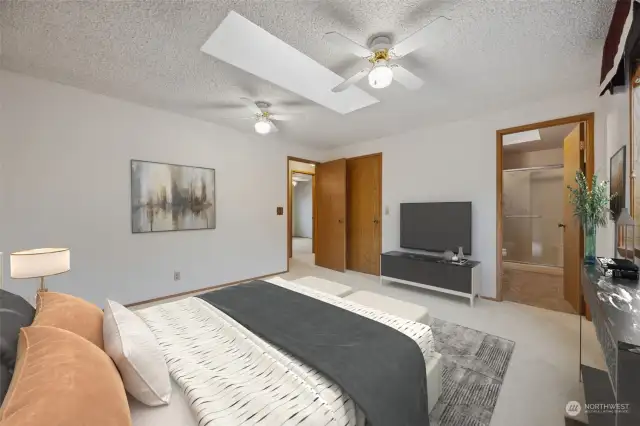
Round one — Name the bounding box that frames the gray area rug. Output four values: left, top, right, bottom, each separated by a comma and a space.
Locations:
427, 317, 515, 426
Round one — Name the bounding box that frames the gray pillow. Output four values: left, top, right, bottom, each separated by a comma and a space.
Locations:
0, 289, 36, 403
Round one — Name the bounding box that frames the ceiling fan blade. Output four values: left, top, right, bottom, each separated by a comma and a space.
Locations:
391, 65, 424, 90
323, 32, 372, 58
269, 121, 279, 132
239, 97, 263, 115
390, 16, 450, 58
270, 114, 294, 121
332, 68, 370, 93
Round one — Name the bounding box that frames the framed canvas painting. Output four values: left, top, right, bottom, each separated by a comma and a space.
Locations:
131, 160, 216, 233
610, 145, 626, 221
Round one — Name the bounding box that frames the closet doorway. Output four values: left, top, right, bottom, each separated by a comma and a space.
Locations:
286, 154, 382, 275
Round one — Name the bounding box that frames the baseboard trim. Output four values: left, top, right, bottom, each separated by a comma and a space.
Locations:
480, 296, 501, 302
125, 270, 288, 308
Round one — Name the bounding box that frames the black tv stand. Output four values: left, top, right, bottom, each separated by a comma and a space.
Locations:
380, 251, 481, 306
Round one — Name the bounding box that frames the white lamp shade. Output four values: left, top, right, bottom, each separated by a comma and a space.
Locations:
617, 208, 636, 226
368, 64, 393, 89
10, 248, 70, 279
254, 120, 271, 135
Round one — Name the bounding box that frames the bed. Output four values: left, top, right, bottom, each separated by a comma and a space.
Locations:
132, 277, 440, 426
0, 277, 441, 426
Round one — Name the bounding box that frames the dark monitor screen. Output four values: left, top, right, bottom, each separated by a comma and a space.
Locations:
400, 202, 472, 255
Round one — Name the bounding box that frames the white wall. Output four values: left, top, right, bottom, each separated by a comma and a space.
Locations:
326, 89, 623, 298
603, 90, 631, 196
595, 91, 632, 260
0, 71, 324, 306
293, 181, 313, 238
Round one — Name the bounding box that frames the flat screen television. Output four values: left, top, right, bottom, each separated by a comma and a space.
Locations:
400, 202, 472, 255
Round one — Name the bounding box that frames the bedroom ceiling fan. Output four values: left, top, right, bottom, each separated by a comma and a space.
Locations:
238, 97, 293, 135
324, 16, 450, 92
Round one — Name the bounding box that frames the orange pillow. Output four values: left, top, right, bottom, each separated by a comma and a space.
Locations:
33, 291, 104, 349
0, 326, 131, 426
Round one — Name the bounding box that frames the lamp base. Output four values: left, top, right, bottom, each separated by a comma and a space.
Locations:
38, 276, 48, 292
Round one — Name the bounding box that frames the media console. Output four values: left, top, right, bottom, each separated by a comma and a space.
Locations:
380, 251, 480, 307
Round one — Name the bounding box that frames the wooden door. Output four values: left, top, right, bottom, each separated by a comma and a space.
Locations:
312, 175, 316, 254
346, 154, 382, 275
563, 123, 584, 312
316, 159, 347, 271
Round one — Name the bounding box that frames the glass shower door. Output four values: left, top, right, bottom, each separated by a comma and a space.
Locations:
503, 166, 564, 267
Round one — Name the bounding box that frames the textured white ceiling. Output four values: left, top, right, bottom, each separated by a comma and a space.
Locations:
0, 1, 614, 149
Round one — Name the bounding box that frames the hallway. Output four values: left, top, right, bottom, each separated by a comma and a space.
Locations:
292, 237, 314, 267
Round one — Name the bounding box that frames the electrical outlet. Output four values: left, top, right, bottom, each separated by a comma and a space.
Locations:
174, 271, 181, 281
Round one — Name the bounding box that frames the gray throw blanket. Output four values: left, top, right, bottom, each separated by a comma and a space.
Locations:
198, 280, 429, 426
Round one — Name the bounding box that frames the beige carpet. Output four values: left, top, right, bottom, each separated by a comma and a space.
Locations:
292, 237, 314, 266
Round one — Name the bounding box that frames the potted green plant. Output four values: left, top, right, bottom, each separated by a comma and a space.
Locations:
567, 171, 615, 264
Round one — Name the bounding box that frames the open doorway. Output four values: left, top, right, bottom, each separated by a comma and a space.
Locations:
292, 171, 315, 265
287, 157, 317, 269
497, 113, 594, 314
287, 155, 382, 275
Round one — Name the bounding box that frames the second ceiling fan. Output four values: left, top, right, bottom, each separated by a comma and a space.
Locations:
238, 97, 293, 135
324, 16, 449, 93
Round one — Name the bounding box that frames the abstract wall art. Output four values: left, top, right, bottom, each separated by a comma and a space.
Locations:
131, 160, 215, 233
610, 145, 626, 221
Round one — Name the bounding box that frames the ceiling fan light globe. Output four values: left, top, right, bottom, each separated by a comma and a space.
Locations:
254, 120, 271, 134
368, 64, 393, 89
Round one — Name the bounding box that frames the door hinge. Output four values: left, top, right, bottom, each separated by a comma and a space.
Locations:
580, 140, 587, 167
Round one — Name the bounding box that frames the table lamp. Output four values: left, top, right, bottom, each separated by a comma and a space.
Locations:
10, 248, 70, 292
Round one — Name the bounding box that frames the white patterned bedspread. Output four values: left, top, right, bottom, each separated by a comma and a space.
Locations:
136, 277, 436, 426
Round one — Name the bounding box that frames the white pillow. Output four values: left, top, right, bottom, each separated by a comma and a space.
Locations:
103, 299, 171, 406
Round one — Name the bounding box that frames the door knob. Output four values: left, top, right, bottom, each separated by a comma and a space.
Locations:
373, 219, 380, 224
558, 223, 566, 228
338, 219, 344, 224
